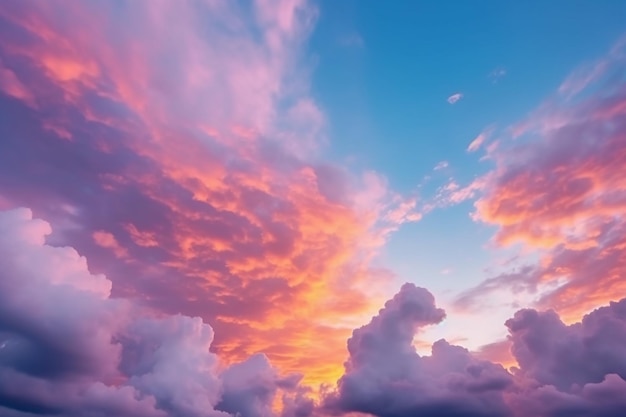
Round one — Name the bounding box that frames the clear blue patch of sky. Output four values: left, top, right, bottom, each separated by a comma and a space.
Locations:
310, 0, 626, 192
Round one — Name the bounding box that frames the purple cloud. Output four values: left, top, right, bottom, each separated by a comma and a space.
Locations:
325, 283, 626, 417
0, 208, 312, 417
325, 283, 512, 417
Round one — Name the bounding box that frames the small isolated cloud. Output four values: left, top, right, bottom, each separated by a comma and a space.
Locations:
489, 66, 507, 83
467, 134, 486, 152
447, 93, 463, 104
467, 126, 494, 153
433, 160, 449, 171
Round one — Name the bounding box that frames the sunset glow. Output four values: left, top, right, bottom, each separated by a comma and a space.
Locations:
1, 1, 626, 417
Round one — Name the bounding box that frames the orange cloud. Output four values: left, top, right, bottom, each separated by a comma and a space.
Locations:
0, 0, 415, 390
466, 38, 626, 322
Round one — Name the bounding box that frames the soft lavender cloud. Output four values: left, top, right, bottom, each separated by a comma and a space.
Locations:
325, 283, 626, 417
0, 207, 312, 417
447, 93, 464, 104
2, 207, 626, 417
325, 283, 512, 417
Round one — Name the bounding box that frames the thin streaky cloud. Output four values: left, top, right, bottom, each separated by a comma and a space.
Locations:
433, 160, 449, 171
467, 126, 494, 153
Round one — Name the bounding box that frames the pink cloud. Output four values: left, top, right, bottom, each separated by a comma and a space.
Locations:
3, 206, 626, 417
0, 207, 312, 417
447, 92, 464, 104
0, 0, 414, 389
461, 36, 626, 321
467, 126, 494, 153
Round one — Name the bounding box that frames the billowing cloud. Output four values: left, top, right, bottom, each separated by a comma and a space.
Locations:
447, 93, 464, 104
0, 207, 312, 417
325, 284, 626, 417
325, 283, 513, 417
2, 207, 626, 417
0, 0, 414, 387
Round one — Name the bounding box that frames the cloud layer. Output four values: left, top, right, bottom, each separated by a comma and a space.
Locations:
455, 36, 626, 322
0, 0, 420, 387
3, 210, 625, 417
0, 208, 312, 417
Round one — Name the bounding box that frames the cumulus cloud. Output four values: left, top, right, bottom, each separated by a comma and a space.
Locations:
325, 283, 512, 417
447, 93, 464, 104
2, 207, 626, 417
0, 208, 311, 417
325, 283, 626, 417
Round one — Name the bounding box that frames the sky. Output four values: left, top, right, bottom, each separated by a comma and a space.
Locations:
0, 1, 626, 417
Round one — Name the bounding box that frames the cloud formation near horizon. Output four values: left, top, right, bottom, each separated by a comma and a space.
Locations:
0, 208, 313, 417
324, 283, 626, 417
2, 208, 626, 417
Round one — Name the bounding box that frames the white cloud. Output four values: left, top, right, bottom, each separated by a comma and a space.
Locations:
447, 93, 463, 104
434, 161, 449, 171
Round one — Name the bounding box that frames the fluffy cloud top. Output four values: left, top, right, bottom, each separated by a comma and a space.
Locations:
0, 208, 310, 417
2, 207, 626, 417
325, 283, 626, 417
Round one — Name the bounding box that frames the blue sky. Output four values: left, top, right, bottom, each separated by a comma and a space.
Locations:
312, 1, 626, 188
308, 0, 626, 348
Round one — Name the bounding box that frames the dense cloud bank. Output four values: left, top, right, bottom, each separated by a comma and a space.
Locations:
1, 207, 626, 417
325, 284, 626, 417
0, 208, 311, 417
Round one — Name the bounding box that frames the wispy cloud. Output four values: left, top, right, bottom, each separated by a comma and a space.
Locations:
489, 66, 507, 83
433, 160, 449, 171
463, 37, 626, 321
467, 126, 494, 153
447, 92, 464, 104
